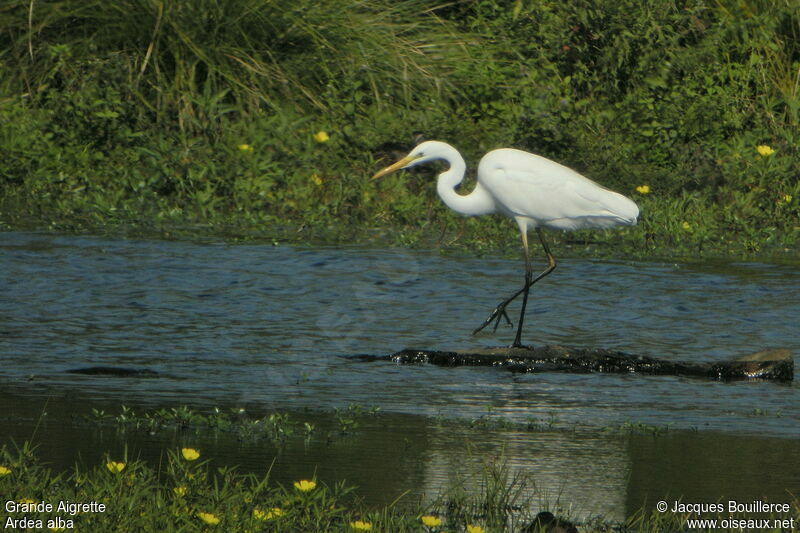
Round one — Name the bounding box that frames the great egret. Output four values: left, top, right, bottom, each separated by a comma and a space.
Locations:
371, 141, 639, 348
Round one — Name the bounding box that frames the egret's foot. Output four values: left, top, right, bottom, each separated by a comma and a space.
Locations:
472, 303, 514, 335
509, 341, 535, 349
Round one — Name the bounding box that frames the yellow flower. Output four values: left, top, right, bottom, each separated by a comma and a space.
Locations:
351, 520, 372, 530
635, 185, 651, 194
313, 131, 330, 143
782, 194, 793, 203
106, 461, 125, 474
173, 486, 187, 497
50, 527, 65, 532
681, 221, 691, 231
467, 526, 486, 533
197, 512, 220, 526
294, 479, 316, 492
311, 173, 323, 186
421, 515, 442, 527
238, 143, 254, 152
756, 145, 775, 157
18, 499, 35, 504
181, 448, 200, 461
253, 508, 283, 521
0, 466, 11, 476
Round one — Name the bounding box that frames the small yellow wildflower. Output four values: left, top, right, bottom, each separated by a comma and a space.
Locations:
467, 526, 486, 533
782, 194, 793, 203
635, 185, 651, 194
311, 173, 323, 186
0, 466, 11, 476
106, 461, 126, 474
197, 512, 220, 526
294, 479, 317, 492
181, 448, 200, 461
50, 527, 65, 532
253, 508, 283, 521
238, 144, 254, 152
351, 520, 372, 530
18, 499, 35, 504
313, 131, 330, 143
421, 515, 442, 527
173, 486, 187, 497
681, 221, 691, 231
756, 145, 775, 157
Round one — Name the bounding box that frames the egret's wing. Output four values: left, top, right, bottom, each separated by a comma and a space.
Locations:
478, 149, 638, 229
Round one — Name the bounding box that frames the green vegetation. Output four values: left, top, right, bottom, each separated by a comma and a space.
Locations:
0, 441, 555, 532
4, 405, 800, 531
83, 404, 672, 445
1, 0, 799, 258
88, 405, 315, 443
1, 441, 797, 532
85, 404, 384, 443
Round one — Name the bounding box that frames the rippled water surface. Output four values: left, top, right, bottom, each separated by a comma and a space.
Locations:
1, 231, 798, 520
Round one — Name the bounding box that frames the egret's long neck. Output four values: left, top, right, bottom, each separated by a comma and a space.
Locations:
436, 146, 495, 216
435, 152, 496, 217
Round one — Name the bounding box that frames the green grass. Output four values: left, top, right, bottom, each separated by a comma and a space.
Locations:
3, 405, 800, 531
1, 440, 798, 532
0, 440, 551, 532
83, 404, 674, 445
84, 404, 386, 445
1, 0, 799, 259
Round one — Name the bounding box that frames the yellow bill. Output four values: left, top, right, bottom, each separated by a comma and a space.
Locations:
371, 155, 419, 180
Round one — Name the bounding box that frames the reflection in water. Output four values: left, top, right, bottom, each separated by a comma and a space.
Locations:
1, 231, 799, 520
420, 426, 629, 521
624, 431, 800, 515
4, 388, 799, 523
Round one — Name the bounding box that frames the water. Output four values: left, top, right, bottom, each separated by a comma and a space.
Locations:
1, 231, 799, 521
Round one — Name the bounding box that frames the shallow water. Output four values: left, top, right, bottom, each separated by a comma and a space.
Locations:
1, 231, 798, 521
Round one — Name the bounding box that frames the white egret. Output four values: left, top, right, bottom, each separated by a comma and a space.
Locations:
371, 141, 639, 348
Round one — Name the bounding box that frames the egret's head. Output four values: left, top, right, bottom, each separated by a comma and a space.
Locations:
371, 141, 443, 180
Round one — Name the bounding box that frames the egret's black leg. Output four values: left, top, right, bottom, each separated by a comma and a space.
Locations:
471, 281, 522, 336
512, 228, 556, 347
473, 228, 557, 346
512, 242, 533, 348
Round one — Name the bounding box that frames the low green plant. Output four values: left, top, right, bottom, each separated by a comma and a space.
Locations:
3, 442, 796, 531
86, 405, 306, 444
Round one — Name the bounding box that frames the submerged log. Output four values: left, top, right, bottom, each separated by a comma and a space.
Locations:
387, 346, 793, 382
66, 366, 159, 377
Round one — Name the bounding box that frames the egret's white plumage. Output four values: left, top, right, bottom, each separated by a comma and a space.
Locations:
372, 140, 638, 347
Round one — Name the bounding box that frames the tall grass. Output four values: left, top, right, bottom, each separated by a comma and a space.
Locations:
0, 0, 798, 257
4, 0, 470, 129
